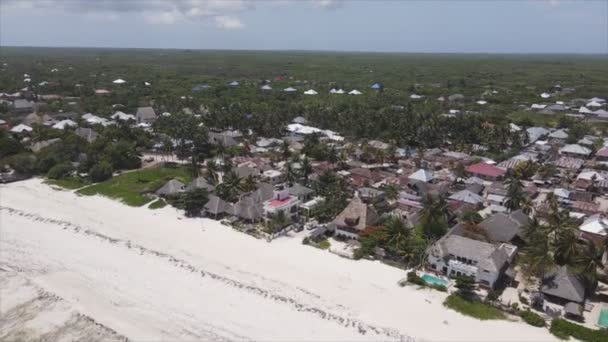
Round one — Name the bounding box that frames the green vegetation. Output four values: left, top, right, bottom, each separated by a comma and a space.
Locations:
78, 167, 191, 206
148, 198, 167, 209
318, 240, 331, 250
183, 188, 209, 217
444, 294, 506, 321
520, 309, 545, 327
550, 318, 608, 342
46, 177, 89, 190
404, 272, 447, 292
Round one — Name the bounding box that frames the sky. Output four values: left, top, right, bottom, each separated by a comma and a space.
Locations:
1, 0, 607, 53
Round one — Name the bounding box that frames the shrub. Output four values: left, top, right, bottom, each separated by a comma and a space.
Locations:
444, 294, 507, 320
519, 295, 529, 305
148, 199, 167, 209
432, 284, 448, 292
182, 188, 209, 217
486, 290, 500, 302
7, 153, 36, 175
47, 163, 73, 179
302, 237, 310, 245
407, 272, 427, 286
318, 240, 331, 250
511, 303, 520, 311
89, 161, 113, 182
520, 309, 545, 327
550, 318, 608, 342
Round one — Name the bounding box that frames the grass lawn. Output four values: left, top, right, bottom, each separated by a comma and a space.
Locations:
318, 240, 331, 250
77, 167, 192, 207
444, 294, 507, 321
148, 199, 167, 209
46, 177, 90, 190
508, 111, 558, 128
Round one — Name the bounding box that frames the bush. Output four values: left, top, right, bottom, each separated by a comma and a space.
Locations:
407, 272, 427, 286
7, 153, 36, 175
431, 284, 447, 292
182, 188, 209, 217
550, 318, 608, 342
444, 294, 507, 320
519, 295, 529, 305
47, 163, 73, 179
148, 199, 167, 209
89, 161, 113, 182
318, 240, 331, 250
520, 309, 545, 327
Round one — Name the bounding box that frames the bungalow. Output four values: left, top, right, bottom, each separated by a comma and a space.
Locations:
186, 177, 215, 192
596, 147, 608, 161
549, 129, 568, 142
358, 187, 385, 203
559, 144, 592, 158
156, 179, 185, 197
9, 123, 32, 134
541, 266, 586, 305
427, 234, 517, 289
579, 214, 608, 236
449, 189, 483, 206
288, 183, 314, 202
136, 106, 157, 124
333, 197, 379, 240
409, 169, 434, 183
111, 111, 136, 122
204, 195, 229, 219
263, 169, 284, 185
12, 99, 33, 114
75, 127, 99, 143
466, 163, 506, 181
208, 131, 238, 147
478, 210, 530, 244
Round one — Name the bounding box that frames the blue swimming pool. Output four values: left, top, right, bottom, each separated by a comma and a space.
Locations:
598, 308, 608, 328
421, 274, 449, 287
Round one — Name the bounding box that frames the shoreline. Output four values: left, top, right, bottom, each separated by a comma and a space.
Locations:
0, 178, 558, 341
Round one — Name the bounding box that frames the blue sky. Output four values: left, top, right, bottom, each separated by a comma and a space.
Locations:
1, 0, 606, 53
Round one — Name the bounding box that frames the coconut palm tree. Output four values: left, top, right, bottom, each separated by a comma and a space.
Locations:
419, 194, 451, 239
573, 240, 604, 292
300, 156, 313, 184
504, 176, 524, 212
383, 184, 399, 201
241, 175, 257, 193
521, 229, 554, 292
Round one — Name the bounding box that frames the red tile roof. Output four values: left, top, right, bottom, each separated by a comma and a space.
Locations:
466, 163, 506, 178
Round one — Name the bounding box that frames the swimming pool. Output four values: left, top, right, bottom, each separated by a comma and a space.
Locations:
598, 308, 608, 327
421, 274, 449, 287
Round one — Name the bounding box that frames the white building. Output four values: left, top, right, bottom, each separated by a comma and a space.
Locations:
263, 184, 300, 221
427, 234, 517, 288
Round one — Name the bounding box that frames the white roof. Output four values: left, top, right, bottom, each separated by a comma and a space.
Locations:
579, 106, 593, 114
556, 101, 564, 105
531, 104, 547, 109
580, 214, 608, 236
111, 111, 136, 121
410, 94, 423, 99
286, 123, 344, 141
349, 89, 362, 95
304, 89, 318, 95
587, 101, 603, 107
559, 144, 591, 156
10, 124, 32, 133
284, 87, 297, 92
23, 78, 31, 82
589, 97, 606, 103
577, 170, 605, 181
113, 78, 126, 84
408, 169, 434, 182
51, 68, 58, 72
335, 89, 345, 94
0, 119, 6, 125
527, 127, 550, 142
476, 100, 487, 105
549, 129, 569, 139
260, 85, 272, 90
487, 194, 506, 203
449, 190, 483, 205
52, 119, 77, 130
540, 92, 552, 98
553, 188, 570, 199
509, 123, 522, 132
594, 109, 608, 116
329, 88, 337, 94
437, 96, 445, 101
144, 81, 151, 86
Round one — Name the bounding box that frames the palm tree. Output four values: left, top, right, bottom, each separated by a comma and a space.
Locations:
419, 194, 451, 239
554, 227, 580, 266
241, 175, 257, 193
574, 240, 605, 292
383, 184, 399, 201
286, 162, 298, 186
205, 160, 219, 185
217, 170, 243, 202
520, 196, 535, 215
300, 156, 313, 184
504, 176, 524, 212
281, 140, 291, 159
521, 230, 554, 292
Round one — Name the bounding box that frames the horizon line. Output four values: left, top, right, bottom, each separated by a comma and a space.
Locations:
1, 45, 607, 56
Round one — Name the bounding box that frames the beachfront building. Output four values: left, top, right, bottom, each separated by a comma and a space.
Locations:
263, 184, 300, 222
427, 234, 517, 288
333, 197, 379, 240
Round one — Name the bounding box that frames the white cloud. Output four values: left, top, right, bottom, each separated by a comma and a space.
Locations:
311, 0, 343, 10
214, 16, 244, 30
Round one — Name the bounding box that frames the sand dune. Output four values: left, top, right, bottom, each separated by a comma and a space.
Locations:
0, 179, 558, 341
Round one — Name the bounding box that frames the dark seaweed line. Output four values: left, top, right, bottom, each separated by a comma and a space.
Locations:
1, 206, 414, 342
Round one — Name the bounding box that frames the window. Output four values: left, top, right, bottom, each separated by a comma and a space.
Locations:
483, 269, 490, 273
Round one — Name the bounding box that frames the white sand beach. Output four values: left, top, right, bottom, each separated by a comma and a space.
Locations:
1, 179, 558, 341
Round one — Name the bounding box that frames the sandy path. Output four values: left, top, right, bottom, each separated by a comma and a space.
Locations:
0, 179, 558, 341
